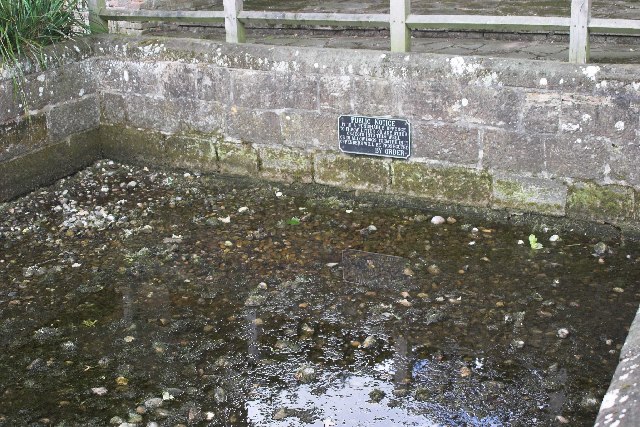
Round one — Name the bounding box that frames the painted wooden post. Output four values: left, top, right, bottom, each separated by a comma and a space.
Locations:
87, 0, 108, 34
390, 0, 411, 52
569, 0, 592, 63
224, 0, 246, 43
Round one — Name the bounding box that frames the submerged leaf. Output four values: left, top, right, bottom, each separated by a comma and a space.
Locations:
528, 234, 543, 250
287, 216, 301, 225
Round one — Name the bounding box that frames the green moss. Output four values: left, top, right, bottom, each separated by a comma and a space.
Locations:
315, 153, 389, 192
0, 131, 100, 201
218, 141, 259, 177
567, 182, 634, 223
257, 146, 313, 183
392, 162, 492, 207
100, 125, 219, 172
493, 177, 566, 216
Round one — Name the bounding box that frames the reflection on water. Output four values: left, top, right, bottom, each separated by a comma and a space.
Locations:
0, 160, 638, 426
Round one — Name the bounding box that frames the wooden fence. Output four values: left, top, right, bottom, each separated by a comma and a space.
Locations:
87, 0, 640, 64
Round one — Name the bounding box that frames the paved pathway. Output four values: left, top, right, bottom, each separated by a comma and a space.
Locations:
150, 0, 640, 64
237, 0, 640, 20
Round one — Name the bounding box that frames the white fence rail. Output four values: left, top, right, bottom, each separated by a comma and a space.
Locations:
88, 0, 640, 64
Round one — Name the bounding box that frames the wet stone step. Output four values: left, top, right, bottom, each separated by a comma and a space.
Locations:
0, 159, 638, 426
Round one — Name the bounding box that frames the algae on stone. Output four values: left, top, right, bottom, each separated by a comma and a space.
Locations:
392, 162, 492, 207
567, 182, 634, 223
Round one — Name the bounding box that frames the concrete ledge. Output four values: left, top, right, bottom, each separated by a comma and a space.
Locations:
596, 307, 640, 427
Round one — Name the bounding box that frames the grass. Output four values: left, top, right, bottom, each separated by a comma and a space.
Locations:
0, 0, 88, 111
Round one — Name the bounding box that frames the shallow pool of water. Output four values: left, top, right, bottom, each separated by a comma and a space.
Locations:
1, 161, 639, 426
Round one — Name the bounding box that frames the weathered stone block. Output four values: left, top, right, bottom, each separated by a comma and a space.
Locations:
546, 135, 608, 180
0, 115, 48, 162
483, 129, 545, 174
101, 125, 166, 165
521, 91, 561, 133
391, 162, 492, 207
217, 141, 259, 176
492, 174, 567, 216
281, 111, 337, 151
461, 86, 522, 130
411, 121, 479, 165
126, 95, 225, 134
161, 63, 231, 103
19, 62, 95, 113
0, 80, 22, 124
315, 153, 389, 192
397, 79, 463, 122
0, 130, 101, 201
226, 107, 282, 145
48, 96, 100, 141
164, 134, 218, 172
232, 69, 318, 110
319, 75, 398, 117
318, 75, 354, 113
608, 140, 640, 187
257, 145, 313, 183
560, 94, 638, 142
567, 182, 634, 223
101, 92, 126, 124
101, 125, 219, 172
97, 60, 165, 95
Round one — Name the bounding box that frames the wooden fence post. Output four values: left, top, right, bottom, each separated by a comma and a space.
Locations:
569, 0, 592, 63
224, 0, 246, 43
390, 0, 411, 52
87, 0, 108, 34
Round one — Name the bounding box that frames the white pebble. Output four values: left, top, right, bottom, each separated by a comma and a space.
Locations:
127, 181, 137, 188
238, 206, 249, 213
91, 386, 108, 396
557, 328, 570, 339
549, 234, 560, 242
275, 191, 283, 197
431, 215, 446, 225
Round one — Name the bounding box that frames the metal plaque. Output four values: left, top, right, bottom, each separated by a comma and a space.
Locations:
338, 115, 411, 159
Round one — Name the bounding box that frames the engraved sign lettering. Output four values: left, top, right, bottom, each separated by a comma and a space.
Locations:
338, 115, 411, 159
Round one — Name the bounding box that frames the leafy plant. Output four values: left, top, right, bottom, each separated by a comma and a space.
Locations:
0, 0, 88, 111
528, 234, 543, 250
82, 319, 97, 327
286, 217, 301, 226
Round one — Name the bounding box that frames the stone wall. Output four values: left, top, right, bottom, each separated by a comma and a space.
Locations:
0, 41, 102, 200
1, 34, 639, 235
92, 35, 640, 235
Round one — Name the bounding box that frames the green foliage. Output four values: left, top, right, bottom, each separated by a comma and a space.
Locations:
286, 216, 301, 226
528, 234, 543, 250
82, 319, 97, 327
0, 0, 88, 110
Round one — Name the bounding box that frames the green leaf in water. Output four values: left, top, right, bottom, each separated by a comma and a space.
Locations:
82, 319, 98, 328
528, 234, 543, 250
287, 217, 301, 226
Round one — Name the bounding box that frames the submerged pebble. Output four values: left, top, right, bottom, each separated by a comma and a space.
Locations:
0, 160, 636, 427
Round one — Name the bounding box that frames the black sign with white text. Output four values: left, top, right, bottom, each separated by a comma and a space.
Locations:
338, 115, 411, 159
